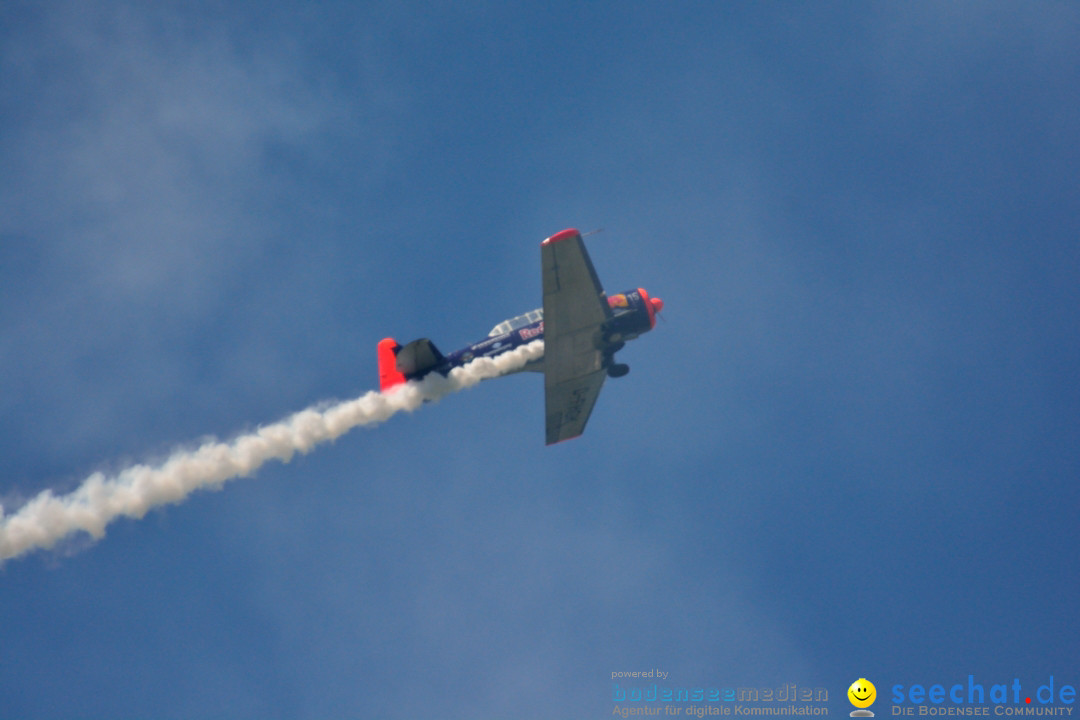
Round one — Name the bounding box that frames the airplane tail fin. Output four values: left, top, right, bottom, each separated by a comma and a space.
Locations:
378, 338, 407, 391
377, 337, 446, 391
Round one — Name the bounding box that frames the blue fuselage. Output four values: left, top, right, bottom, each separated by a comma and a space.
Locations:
441, 287, 657, 376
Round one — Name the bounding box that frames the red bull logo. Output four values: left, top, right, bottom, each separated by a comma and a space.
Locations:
519, 322, 543, 340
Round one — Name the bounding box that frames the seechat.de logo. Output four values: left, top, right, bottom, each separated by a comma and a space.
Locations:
849, 678, 877, 717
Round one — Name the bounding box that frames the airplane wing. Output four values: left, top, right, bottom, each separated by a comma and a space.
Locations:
541, 229, 614, 444
544, 369, 607, 445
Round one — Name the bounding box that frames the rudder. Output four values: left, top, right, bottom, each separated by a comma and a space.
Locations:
378, 338, 406, 391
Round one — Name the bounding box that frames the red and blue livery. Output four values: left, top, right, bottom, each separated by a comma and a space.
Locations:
378, 229, 663, 444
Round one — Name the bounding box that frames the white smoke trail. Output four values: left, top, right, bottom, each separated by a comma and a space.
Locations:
0, 340, 544, 563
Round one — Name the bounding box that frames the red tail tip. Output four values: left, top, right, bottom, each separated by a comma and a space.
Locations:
378, 337, 406, 391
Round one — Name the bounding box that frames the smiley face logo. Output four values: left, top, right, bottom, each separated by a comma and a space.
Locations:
848, 678, 876, 709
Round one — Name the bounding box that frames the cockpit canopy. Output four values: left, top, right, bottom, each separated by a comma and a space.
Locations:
488, 308, 543, 337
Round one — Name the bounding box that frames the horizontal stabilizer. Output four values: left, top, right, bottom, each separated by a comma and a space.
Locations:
378, 337, 446, 391
396, 338, 445, 377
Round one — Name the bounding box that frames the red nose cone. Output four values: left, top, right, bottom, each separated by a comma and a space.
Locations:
650, 297, 664, 314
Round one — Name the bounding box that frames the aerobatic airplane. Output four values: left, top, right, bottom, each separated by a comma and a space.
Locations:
377, 228, 663, 444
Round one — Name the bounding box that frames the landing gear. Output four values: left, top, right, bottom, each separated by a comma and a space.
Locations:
607, 363, 630, 378
603, 337, 626, 353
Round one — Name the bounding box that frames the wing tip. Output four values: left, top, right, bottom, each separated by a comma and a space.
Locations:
542, 228, 581, 245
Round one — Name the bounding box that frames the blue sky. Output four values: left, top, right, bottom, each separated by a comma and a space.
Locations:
2, 2, 1078, 718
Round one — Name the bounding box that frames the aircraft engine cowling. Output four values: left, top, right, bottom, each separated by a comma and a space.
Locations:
604, 287, 662, 341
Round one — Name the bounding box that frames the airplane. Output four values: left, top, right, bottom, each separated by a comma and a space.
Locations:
377, 228, 663, 444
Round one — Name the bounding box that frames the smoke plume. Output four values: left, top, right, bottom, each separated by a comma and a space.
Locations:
0, 341, 544, 563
